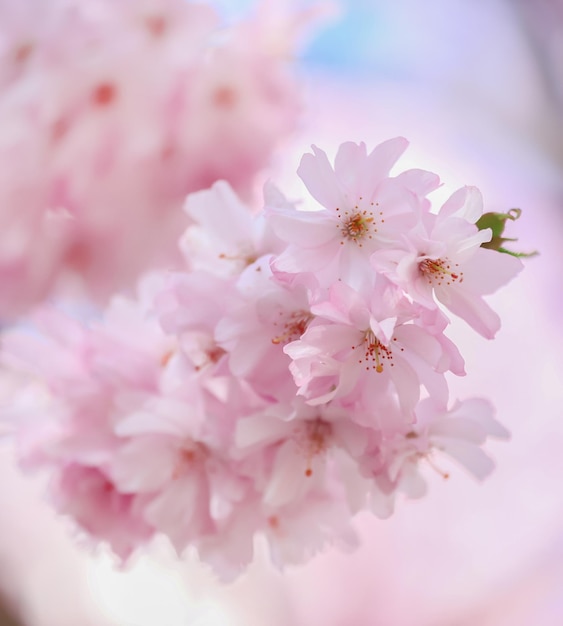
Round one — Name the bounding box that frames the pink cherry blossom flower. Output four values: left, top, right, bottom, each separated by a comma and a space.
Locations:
180, 181, 285, 277
52, 463, 154, 560
268, 139, 440, 285
259, 494, 359, 571
196, 492, 358, 580
109, 393, 249, 555
155, 270, 234, 383
0, 277, 184, 534
284, 279, 455, 413
364, 397, 510, 517
371, 186, 523, 338
0, 0, 304, 318
215, 260, 314, 403
235, 399, 369, 510
175, 7, 303, 197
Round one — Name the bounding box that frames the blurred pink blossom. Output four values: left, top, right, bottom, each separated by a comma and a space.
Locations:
0, 0, 303, 318
0, 140, 521, 580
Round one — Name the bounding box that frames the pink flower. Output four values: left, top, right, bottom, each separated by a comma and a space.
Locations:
269, 139, 440, 285
175, 9, 302, 197
180, 181, 285, 278
52, 463, 154, 560
215, 260, 314, 403
155, 270, 234, 382
196, 493, 357, 580
109, 394, 249, 554
365, 397, 510, 517
0, 0, 304, 317
236, 399, 369, 510
284, 279, 455, 413
372, 186, 523, 338
259, 495, 358, 571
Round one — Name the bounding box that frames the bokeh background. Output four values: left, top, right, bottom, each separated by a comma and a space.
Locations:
1, 0, 563, 624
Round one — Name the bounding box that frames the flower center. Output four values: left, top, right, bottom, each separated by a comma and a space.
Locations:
92, 82, 117, 107
218, 251, 257, 268
13, 42, 33, 64
144, 15, 167, 37
295, 418, 333, 477
419, 257, 463, 286
354, 329, 393, 373
160, 349, 174, 367
336, 199, 382, 246
194, 345, 226, 371
172, 442, 207, 479
272, 310, 314, 345
212, 86, 238, 109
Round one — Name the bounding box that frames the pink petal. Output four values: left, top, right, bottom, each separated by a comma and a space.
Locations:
430, 418, 488, 444
439, 186, 483, 222
460, 247, 524, 295
235, 415, 290, 449
370, 486, 396, 519
449, 398, 510, 439
184, 180, 253, 244
399, 461, 428, 498
394, 324, 443, 368
285, 323, 360, 360
333, 141, 369, 190
394, 168, 441, 196
111, 437, 175, 493
312, 281, 367, 326
360, 137, 410, 197
264, 440, 306, 507
267, 206, 338, 247
438, 439, 495, 480
389, 358, 420, 414
272, 240, 338, 274
297, 145, 348, 210
437, 285, 501, 339
144, 475, 200, 550
333, 420, 368, 457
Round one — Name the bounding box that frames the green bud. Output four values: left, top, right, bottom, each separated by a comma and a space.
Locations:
476, 208, 537, 258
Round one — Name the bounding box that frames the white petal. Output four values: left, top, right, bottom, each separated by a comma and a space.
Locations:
439, 186, 483, 222
297, 145, 347, 210
235, 415, 290, 449
264, 440, 307, 507
437, 285, 501, 339
439, 439, 495, 480
460, 248, 523, 295
111, 437, 175, 492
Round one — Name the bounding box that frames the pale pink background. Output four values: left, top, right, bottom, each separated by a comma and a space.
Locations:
1, 1, 563, 624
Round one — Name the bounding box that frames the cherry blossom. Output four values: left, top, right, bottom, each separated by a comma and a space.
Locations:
269, 139, 440, 285
235, 399, 369, 509
52, 463, 154, 560
0, 0, 304, 318
180, 181, 285, 278
371, 186, 523, 338
364, 397, 510, 517
284, 279, 456, 412
109, 393, 249, 555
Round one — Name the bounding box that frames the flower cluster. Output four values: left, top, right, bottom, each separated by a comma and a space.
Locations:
0, 0, 302, 318
2, 139, 521, 579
